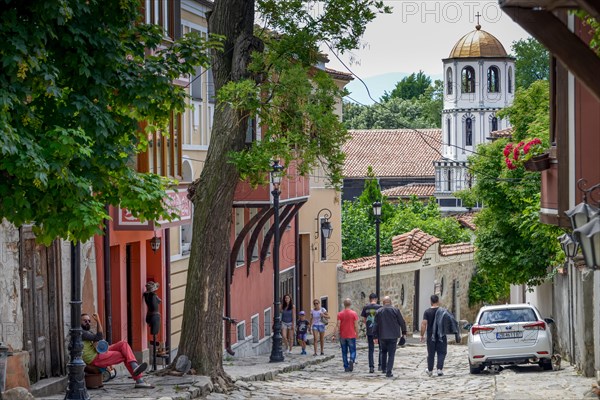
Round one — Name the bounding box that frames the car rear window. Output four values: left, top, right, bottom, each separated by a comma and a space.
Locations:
479, 308, 537, 325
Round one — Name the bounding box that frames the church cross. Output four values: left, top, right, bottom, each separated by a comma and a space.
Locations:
475, 12, 481, 26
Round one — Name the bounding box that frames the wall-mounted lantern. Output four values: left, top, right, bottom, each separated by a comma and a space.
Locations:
564, 179, 600, 270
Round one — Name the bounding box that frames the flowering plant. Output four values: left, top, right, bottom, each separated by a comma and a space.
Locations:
503, 138, 546, 170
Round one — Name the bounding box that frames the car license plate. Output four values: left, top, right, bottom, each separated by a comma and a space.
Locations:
496, 331, 523, 339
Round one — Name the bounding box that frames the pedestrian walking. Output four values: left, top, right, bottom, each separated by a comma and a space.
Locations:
361, 293, 382, 373
420, 294, 460, 377
337, 298, 359, 372
374, 296, 407, 378
309, 298, 329, 356
281, 294, 296, 354
296, 311, 310, 355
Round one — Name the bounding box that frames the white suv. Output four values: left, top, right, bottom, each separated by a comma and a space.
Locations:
467, 303, 553, 374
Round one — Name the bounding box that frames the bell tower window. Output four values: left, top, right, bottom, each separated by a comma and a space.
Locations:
461, 66, 475, 93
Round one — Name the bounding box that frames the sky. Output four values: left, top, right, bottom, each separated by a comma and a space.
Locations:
321, 0, 532, 104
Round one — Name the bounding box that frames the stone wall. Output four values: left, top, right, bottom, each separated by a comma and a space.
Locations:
0, 220, 23, 351
338, 256, 478, 336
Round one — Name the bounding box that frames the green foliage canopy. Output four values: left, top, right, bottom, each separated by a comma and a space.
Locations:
0, 0, 217, 244
511, 38, 549, 89
455, 80, 563, 304
381, 70, 432, 101
343, 79, 443, 129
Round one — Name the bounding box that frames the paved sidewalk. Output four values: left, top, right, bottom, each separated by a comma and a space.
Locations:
34, 340, 342, 400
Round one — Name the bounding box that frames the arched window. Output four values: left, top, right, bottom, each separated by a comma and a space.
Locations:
461, 66, 475, 93
465, 117, 473, 146
487, 66, 500, 93
446, 67, 453, 95
508, 67, 513, 93
446, 118, 451, 145
491, 116, 498, 132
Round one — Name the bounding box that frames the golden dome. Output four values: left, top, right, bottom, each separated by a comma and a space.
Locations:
449, 25, 508, 58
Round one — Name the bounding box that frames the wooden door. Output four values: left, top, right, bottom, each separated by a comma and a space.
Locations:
20, 227, 65, 383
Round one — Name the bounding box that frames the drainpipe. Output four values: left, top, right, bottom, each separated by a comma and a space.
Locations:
294, 214, 301, 313
164, 228, 172, 364
103, 205, 112, 343
224, 254, 235, 356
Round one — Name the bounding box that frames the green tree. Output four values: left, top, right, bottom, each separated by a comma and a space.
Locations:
343, 75, 442, 130
497, 80, 550, 142
511, 38, 549, 89
0, 0, 215, 244
455, 81, 563, 303
179, 0, 391, 384
381, 70, 431, 101
342, 196, 471, 260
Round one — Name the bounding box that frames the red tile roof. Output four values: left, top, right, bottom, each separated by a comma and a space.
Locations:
489, 127, 513, 139
342, 228, 473, 273
382, 183, 436, 198
455, 212, 478, 231
325, 67, 354, 81
343, 129, 442, 178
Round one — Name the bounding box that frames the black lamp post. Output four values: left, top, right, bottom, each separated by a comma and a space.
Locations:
270, 160, 285, 363
372, 201, 382, 303
315, 208, 333, 239
565, 179, 600, 269
65, 242, 90, 400
558, 233, 579, 274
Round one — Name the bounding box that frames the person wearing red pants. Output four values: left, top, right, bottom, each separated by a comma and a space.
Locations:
81, 313, 153, 388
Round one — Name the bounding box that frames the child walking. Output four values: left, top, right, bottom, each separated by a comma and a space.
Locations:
296, 311, 310, 355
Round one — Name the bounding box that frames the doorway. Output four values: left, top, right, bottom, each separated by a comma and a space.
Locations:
20, 228, 65, 383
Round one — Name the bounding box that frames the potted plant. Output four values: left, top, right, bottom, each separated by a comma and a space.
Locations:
503, 138, 550, 171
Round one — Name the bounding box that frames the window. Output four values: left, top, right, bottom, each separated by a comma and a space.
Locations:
461, 66, 475, 93
143, 0, 177, 39
264, 308, 272, 337
235, 208, 244, 265
320, 296, 329, 311
446, 169, 452, 192
446, 118, 451, 145
245, 117, 257, 145
181, 223, 192, 256
251, 314, 259, 343
465, 117, 473, 146
144, 113, 182, 178
446, 67, 453, 95
249, 208, 258, 260
236, 321, 246, 342
508, 67, 513, 93
491, 116, 498, 132
487, 66, 500, 93
206, 68, 215, 103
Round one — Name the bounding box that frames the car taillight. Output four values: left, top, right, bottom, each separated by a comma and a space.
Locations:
471, 325, 494, 335
523, 321, 546, 330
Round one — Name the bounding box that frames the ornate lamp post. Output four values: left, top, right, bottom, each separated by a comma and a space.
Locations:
565, 179, 600, 269
558, 233, 579, 274
372, 201, 382, 303
315, 208, 333, 240
270, 160, 285, 363
65, 242, 89, 400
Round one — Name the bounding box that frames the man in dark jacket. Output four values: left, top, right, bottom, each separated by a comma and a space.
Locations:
374, 296, 407, 378
420, 294, 459, 377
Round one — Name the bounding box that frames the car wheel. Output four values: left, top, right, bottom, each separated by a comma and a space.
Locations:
469, 360, 483, 374
539, 359, 552, 371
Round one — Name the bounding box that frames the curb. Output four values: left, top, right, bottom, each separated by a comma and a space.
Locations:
235, 354, 336, 383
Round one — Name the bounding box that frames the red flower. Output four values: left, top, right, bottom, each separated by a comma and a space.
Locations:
503, 143, 513, 157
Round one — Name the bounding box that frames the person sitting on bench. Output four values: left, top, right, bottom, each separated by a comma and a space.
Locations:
81, 313, 153, 388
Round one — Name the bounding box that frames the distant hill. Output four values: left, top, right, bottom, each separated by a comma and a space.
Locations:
344, 72, 442, 105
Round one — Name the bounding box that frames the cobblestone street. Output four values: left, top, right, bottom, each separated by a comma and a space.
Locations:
209, 341, 598, 400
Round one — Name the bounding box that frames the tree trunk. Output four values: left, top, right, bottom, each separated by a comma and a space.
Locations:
176, 0, 257, 384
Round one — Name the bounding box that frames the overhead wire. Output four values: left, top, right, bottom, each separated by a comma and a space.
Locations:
325, 42, 537, 184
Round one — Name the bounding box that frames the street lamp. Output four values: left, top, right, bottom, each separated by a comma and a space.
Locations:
315, 208, 333, 239
565, 179, 600, 270
558, 233, 579, 274
270, 160, 285, 363
65, 242, 89, 400
372, 201, 382, 303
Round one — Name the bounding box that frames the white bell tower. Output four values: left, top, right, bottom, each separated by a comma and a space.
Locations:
435, 21, 515, 212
